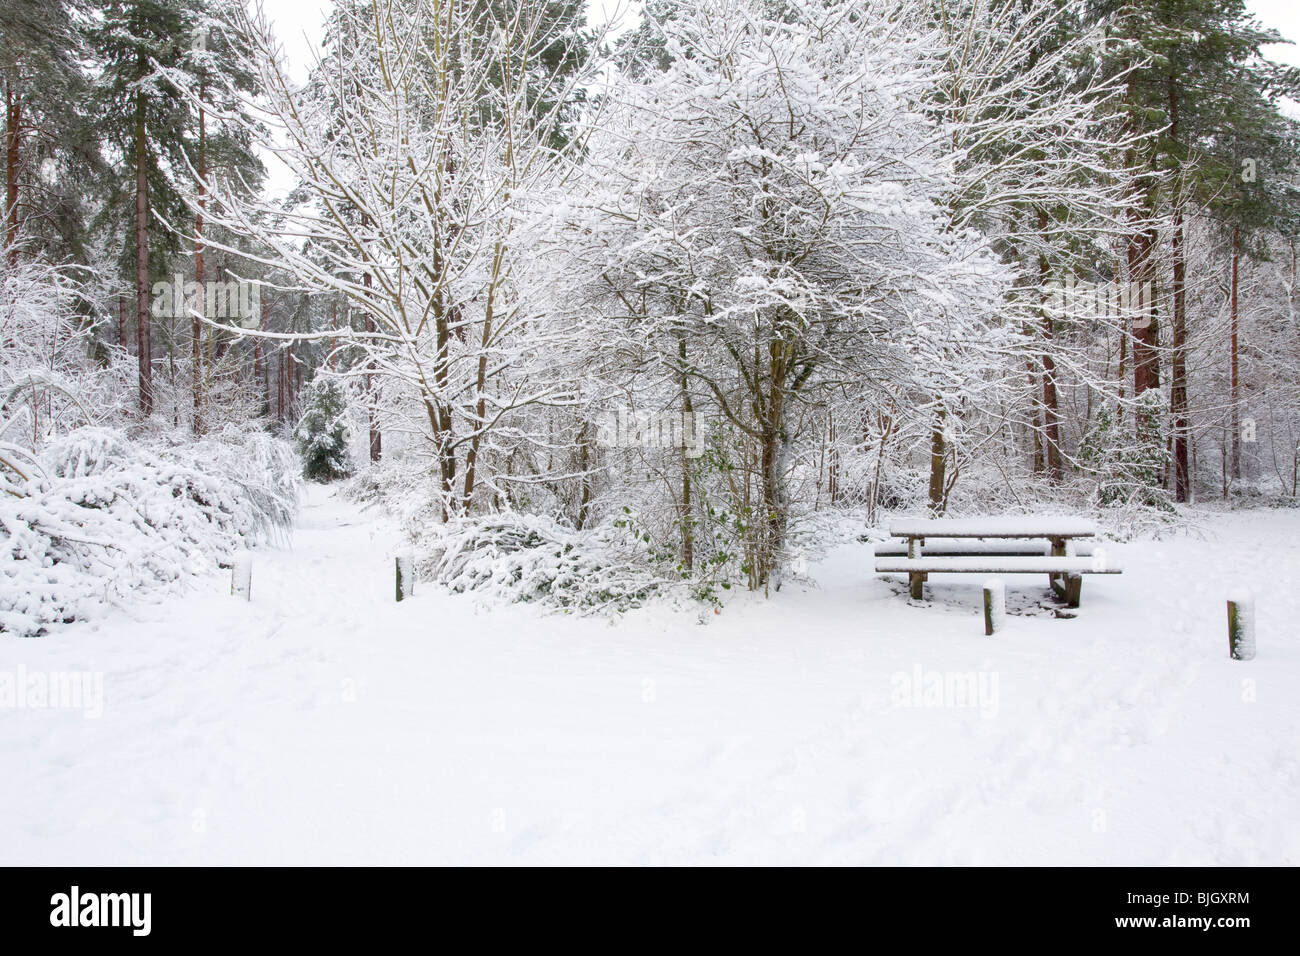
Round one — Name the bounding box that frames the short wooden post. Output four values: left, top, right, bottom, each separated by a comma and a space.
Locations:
1064, 573, 1082, 608
231, 554, 252, 601
983, 579, 1005, 636
395, 550, 415, 602
1227, 593, 1255, 660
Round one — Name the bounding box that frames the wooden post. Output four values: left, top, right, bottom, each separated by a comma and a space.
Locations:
395, 550, 415, 602
1064, 573, 1082, 608
983, 579, 1005, 636
231, 554, 252, 600
1228, 593, 1255, 660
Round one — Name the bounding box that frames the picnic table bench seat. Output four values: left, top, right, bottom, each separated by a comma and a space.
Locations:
871, 539, 1096, 558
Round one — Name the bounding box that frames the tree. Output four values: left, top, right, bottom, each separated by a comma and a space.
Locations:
1, 0, 103, 267
294, 376, 353, 480
924, 0, 1145, 500
196, 0, 601, 516
550, 0, 1008, 587
91, 0, 203, 417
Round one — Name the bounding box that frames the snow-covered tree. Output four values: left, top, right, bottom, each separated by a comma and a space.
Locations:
294, 376, 353, 481
542, 0, 1009, 588
194, 0, 604, 518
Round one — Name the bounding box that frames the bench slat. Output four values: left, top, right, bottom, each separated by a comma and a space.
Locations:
888, 518, 1097, 539
875, 557, 1121, 574
872, 540, 1095, 557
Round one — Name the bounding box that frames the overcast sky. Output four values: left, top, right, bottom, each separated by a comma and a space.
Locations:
256, 0, 638, 82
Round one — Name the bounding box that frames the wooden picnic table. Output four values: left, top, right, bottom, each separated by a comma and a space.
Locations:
880, 517, 1116, 605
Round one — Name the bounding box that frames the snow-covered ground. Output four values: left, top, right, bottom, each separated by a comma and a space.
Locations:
3, 486, 1297, 865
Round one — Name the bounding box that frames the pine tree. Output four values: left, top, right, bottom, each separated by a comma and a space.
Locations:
89, 0, 202, 416
295, 377, 353, 481
1092, 0, 1300, 500
1, 0, 102, 265
177, 0, 265, 434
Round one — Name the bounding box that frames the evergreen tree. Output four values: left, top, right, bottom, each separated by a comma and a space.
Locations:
295, 377, 353, 481
1092, 0, 1300, 499
89, 0, 202, 416
1, 0, 103, 265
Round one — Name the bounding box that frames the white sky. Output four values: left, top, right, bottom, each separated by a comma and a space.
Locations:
256, 0, 638, 83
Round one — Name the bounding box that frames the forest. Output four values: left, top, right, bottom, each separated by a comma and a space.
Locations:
4, 0, 1300, 633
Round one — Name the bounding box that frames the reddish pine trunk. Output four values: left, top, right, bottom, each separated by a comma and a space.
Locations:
193, 97, 206, 435
253, 304, 266, 415
134, 86, 153, 416
1230, 227, 1240, 482
1170, 208, 1189, 501
276, 350, 285, 421
1168, 79, 1190, 502
1128, 224, 1160, 398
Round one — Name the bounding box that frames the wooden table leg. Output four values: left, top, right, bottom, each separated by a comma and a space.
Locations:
1049, 536, 1065, 596
908, 536, 923, 599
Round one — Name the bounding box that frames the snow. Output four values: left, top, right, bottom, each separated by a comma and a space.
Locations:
873, 539, 1069, 556
889, 517, 1099, 538
874, 556, 1122, 574
2, 487, 1298, 865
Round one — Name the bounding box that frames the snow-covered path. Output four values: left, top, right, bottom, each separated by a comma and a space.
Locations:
3, 487, 1298, 864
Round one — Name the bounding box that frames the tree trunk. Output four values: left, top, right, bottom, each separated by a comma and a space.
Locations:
1230, 225, 1241, 482
134, 85, 153, 416
5, 88, 20, 264
679, 335, 694, 571
1037, 217, 1062, 480
928, 408, 947, 515
192, 95, 206, 435
1170, 206, 1190, 501
1129, 223, 1160, 399
1168, 79, 1190, 502
364, 250, 382, 462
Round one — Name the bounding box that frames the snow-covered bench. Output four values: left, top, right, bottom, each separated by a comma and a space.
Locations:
875, 518, 1121, 607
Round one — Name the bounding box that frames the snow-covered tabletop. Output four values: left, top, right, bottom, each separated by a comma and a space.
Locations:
889, 517, 1098, 539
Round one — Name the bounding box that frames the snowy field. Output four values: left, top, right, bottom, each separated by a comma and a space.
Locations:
3, 485, 1298, 866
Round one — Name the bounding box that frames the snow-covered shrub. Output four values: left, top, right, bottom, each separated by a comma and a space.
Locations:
294, 377, 353, 481
1078, 392, 1173, 514
1, 256, 134, 491
417, 512, 664, 612
0, 425, 299, 637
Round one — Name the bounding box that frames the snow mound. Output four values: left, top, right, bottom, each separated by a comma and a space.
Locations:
1, 426, 299, 637
419, 512, 664, 613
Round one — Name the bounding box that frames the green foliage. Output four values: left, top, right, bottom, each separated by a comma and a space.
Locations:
294, 377, 353, 482
1079, 390, 1173, 511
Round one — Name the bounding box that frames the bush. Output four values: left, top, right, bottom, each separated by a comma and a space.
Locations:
294, 377, 353, 481
0, 425, 299, 637
1078, 391, 1173, 513
417, 512, 664, 612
